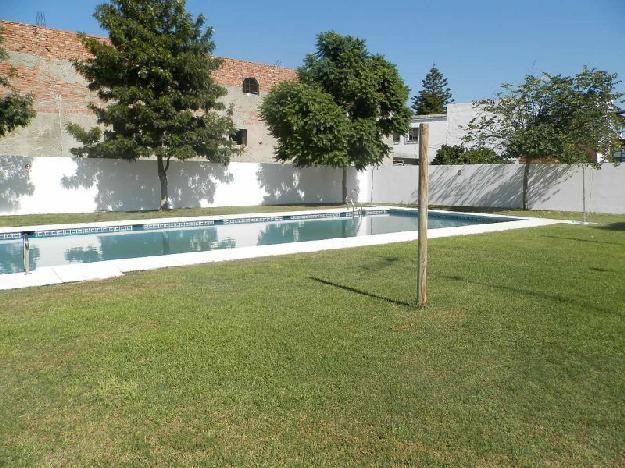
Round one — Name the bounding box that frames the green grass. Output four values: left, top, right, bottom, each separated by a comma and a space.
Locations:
1, 215, 624, 465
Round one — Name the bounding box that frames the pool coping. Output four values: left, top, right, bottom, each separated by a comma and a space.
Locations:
0, 206, 567, 290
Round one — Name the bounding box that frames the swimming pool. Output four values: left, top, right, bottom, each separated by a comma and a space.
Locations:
0, 207, 560, 290
0, 208, 517, 274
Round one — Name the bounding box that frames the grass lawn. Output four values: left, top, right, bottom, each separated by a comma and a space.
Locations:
1, 209, 624, 465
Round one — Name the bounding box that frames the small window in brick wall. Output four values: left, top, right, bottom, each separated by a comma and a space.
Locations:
406, 127, 419, 144
392, 133, 401, 145
242, 77, 259, 95
233, 129, 248, 146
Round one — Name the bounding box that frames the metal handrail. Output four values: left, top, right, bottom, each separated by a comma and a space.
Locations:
21, 231, 34, 274
346, 190, 366, 216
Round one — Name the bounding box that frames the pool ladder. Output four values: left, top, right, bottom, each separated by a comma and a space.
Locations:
346, 192, 365, 217
21, 231, 34, 275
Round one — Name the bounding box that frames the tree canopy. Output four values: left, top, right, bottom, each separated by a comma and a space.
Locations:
411, 66, 453, 115
67, 0, 238, 210
465, 68, 623, 164
464, 67, 623, 208
261, 31, 411, 174
0, 27, 36, 138
432, 145, 507, 165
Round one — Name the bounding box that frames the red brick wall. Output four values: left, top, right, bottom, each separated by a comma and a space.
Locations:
0, 20, 297, 113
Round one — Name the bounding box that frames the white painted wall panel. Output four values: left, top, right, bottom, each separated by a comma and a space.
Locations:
1, 156, 623, 216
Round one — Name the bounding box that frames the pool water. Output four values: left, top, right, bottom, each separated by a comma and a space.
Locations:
0, 211, 513, 274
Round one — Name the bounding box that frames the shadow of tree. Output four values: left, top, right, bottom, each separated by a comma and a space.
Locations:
527, 164, 577, 207
61, 158, 233, 211
422, 164, 576, 209
597, 223, 625, 232
427, 165, 524, 208
540, 234, 624, 247
256, 163, 356, 205
0, 155, 34, 212
439, 274, 615, 315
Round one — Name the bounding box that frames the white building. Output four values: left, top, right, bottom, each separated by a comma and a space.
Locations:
390, 103, 478, 165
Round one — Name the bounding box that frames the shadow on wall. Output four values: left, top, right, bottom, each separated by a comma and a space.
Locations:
256, 163, 356, 205
62, 158, 233, 211
426, 164, 576, 209
526, 165, 576, 208
0, 155, 34, 212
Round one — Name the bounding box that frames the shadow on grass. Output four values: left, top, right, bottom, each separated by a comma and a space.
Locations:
540, 235, 624, 247
589, 267, 616, 273
440, 275, 616, 315
597, 222, 625, 232
359, 256, 401, 272
309, 276, 415, 308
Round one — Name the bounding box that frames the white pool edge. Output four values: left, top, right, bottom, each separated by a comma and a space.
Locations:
0, 206, 568, 290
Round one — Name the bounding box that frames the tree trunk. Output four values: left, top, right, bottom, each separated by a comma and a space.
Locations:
157, 155, 170, 211
342, 166, 348, 204
522, 159, 530, 210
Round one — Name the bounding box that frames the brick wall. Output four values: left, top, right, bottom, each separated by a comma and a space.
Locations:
0, 20, 297, 110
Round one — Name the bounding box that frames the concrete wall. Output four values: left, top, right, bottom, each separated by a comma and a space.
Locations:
2, 155, 623, 216
366, 163, 625, 214
0, 156, 355, 215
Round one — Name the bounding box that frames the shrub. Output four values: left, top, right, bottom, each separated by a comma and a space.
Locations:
432, 145, 508, 165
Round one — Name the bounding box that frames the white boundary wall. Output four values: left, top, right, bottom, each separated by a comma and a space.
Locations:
0, 156, 354, 215
365, 163, 625, 214
1, 156, 624, 215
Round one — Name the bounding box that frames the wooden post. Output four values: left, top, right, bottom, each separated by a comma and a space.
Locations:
417, 124, 429, 306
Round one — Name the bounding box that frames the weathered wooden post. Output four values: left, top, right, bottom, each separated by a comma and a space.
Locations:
417, 123, 429, 306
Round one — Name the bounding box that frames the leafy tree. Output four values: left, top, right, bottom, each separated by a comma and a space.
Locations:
465, 68, 623, 209
432, 145, 508, 165
67, 0, 238, 210
0, 27, 36, 138
261, 31, 411, 201
411, 65, 453, 115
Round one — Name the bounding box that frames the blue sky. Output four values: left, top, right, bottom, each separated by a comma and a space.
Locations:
1, 0, 624, 102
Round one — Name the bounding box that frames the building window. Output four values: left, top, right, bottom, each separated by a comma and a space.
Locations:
392, 133, 401, 145
405, 127, 419, 144
242, 77, 259, 95
233, 129, 247, 146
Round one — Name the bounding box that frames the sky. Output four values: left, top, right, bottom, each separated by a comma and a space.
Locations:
1, 0, 624, 103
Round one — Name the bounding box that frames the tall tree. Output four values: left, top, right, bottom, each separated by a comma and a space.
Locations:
464, 68, 623, 209
67, 0, 238, 210
0, 27, 36, 138
261, 31, 411, 201
411, 65, 453, 115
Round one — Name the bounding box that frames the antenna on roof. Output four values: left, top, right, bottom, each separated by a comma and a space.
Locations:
36, 11, 46, 27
